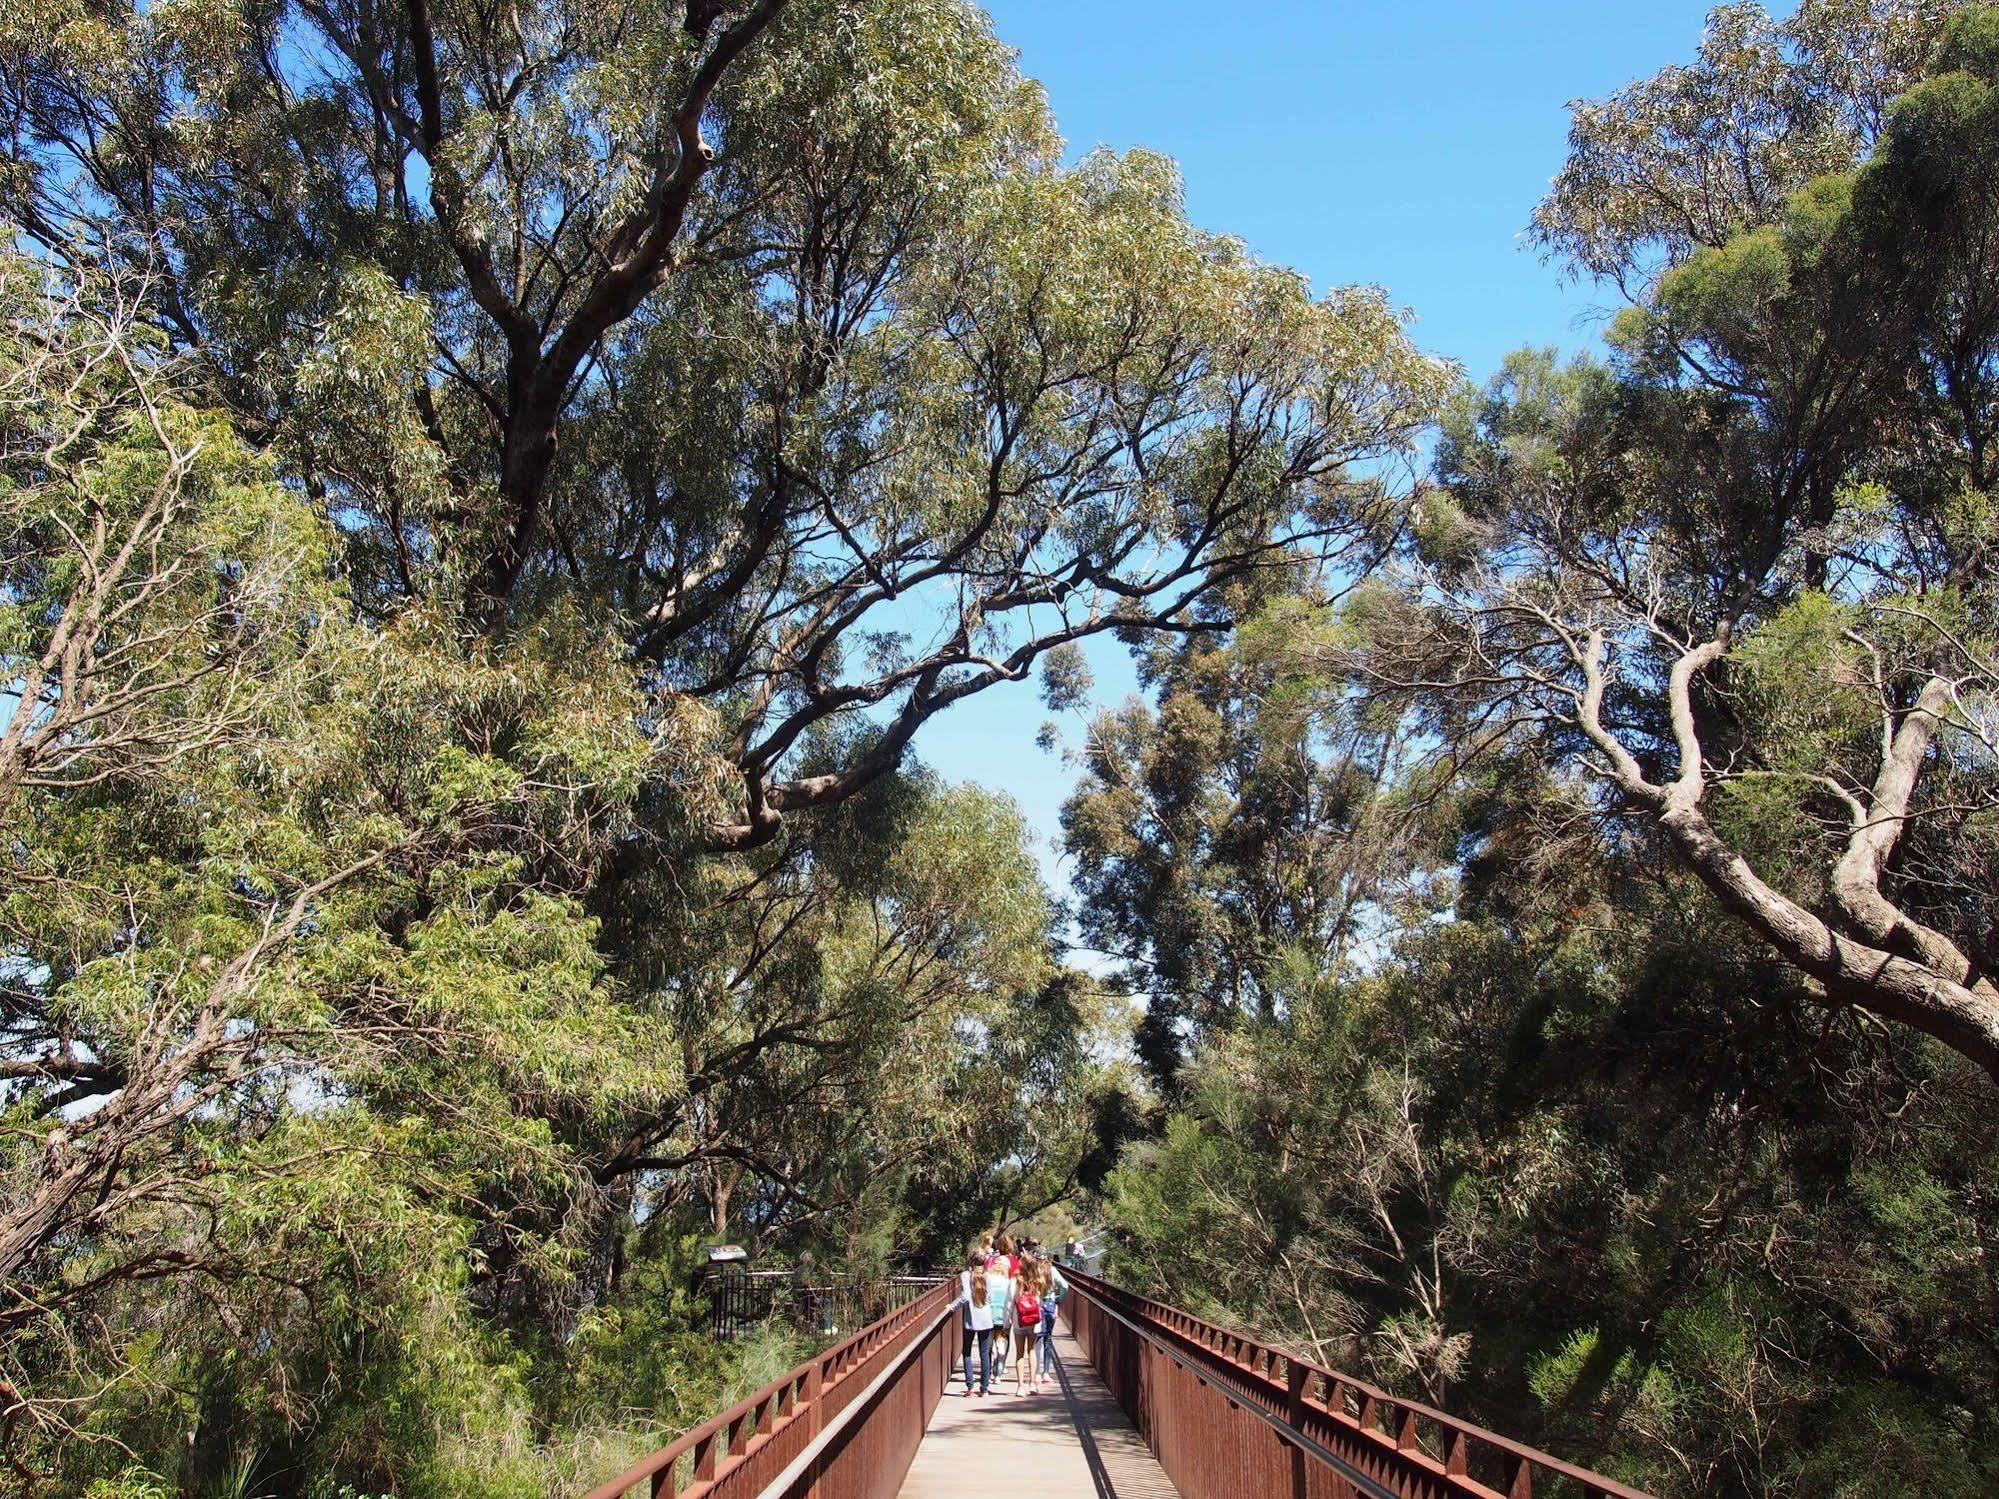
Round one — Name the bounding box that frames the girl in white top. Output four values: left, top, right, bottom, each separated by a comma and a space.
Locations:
958, 1254, 994, 1395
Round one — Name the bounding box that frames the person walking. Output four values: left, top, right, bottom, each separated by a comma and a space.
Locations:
987, 1232, 1019, 1277
1010, 1268, 1042, 1395
984, 1250, 1016, 1381
1035, 1257, 1067, 1392
959, 1253, 993, 1397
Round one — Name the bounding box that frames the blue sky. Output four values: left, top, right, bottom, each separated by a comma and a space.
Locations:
911, 0, 1723, 892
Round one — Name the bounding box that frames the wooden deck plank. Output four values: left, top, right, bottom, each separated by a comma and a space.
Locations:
896, 1322, 1179, 1498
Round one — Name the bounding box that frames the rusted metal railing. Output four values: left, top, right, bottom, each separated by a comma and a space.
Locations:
580, 1278, 958, 1499
1061, 1267, 1651, 1499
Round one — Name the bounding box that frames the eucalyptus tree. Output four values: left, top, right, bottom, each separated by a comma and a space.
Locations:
0, 0, 1454, 1209
0, 242, 695, 1477
0, 3, 1461, 1481
1536, 0, 1960, 290
1352, 1, 1999, 1080
1061, 594, 1443, 1093
572, 777, 1093, 1265
4, 0, 1448, 855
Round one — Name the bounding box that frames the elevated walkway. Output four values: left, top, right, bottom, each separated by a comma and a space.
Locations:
896, 1321, 1175, 1499
581, 1267, 1651, 1499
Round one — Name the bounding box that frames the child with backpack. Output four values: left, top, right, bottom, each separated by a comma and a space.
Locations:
1010, 1267, 1042, 1394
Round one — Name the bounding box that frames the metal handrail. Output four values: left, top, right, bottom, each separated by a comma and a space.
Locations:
1064, 1267, 1652, 1499
743, 1293, 962, 1499
1070, 1277, 1403, 1499
585, 1261, 1651, 1499
580, 1278, 956, 1499
705, 1268, 951, 1341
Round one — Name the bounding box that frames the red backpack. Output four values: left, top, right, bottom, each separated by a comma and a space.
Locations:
1016, 1287, 1041, 1327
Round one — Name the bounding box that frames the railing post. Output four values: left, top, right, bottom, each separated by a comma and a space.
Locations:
1446, 1429, 1469, 1477
1286, 1357, 1309, 1499
803, 1360, 824, 1499
692, 1432, 716, 1485
1397, 1407, 1419, 1452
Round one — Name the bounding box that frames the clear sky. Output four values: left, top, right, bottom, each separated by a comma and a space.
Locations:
908, 0, 1724, 893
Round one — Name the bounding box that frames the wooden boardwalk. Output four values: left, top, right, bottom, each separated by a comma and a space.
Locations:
896, 1322, 1179, 1499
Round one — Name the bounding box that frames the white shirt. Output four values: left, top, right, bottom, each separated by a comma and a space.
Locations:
961, 1270, 996, 1330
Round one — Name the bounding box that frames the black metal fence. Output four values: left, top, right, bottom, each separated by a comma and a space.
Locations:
706, 1269, 949, 1342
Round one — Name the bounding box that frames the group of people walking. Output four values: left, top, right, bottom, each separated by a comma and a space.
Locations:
957, 1231, 1069, 1398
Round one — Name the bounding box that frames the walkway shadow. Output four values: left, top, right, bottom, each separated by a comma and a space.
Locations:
1049, 1341, 1177, 1499
1049, 1345, 1119, 1499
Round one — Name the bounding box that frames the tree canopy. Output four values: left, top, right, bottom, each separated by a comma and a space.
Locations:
5, 1, 1999, 1496
1069, 4, 1999, 1495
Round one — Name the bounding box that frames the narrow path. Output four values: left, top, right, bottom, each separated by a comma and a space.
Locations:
896, 1322, 1178, 1498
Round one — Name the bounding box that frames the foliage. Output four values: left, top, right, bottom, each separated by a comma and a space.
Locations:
1098, 787, 1999, 1496
8, 0, 1999, 1495
0, 12, 1439, 1462
1347, 0, 1999, 1080
1084, 9, 1999, 1497
1062, 591, 1449, 1095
